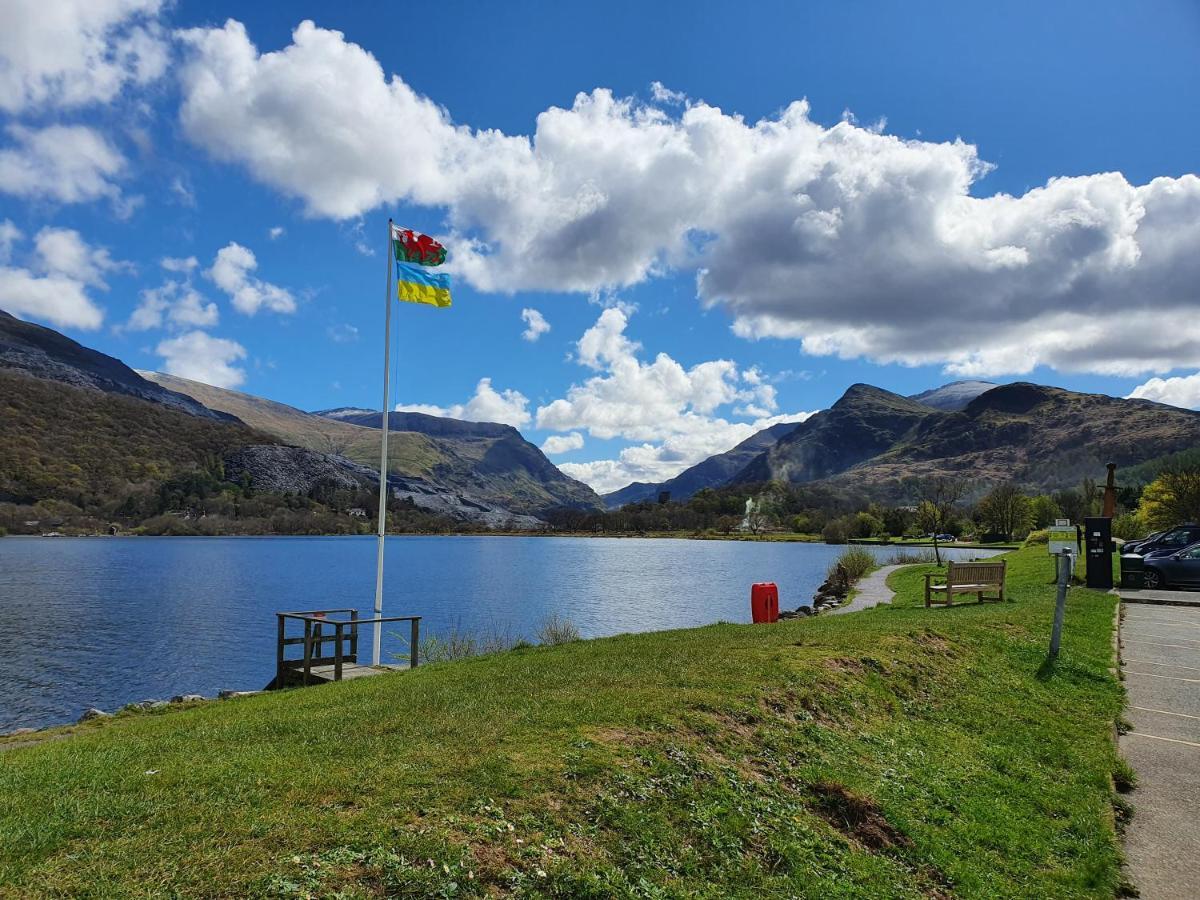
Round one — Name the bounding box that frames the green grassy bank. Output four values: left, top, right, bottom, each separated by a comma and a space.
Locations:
0, 544, 1125, 897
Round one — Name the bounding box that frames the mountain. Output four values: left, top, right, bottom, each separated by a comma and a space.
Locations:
310, 408, 603, 514
142, 373, 601, 517
735, 384, 935, 485
909, 380, 996, 411
602, 421, 800, 509
823, 382, 1200, 497
0, 310, 233, 421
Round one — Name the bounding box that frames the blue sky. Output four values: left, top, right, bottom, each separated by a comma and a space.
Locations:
1, 1, 1198, 492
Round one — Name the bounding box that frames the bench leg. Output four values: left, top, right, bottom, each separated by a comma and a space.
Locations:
977, 591, 984, 604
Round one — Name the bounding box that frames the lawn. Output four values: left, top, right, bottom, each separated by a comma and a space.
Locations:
0, 544, 1125, 897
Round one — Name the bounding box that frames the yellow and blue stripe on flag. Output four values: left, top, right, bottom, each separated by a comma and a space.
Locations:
396, 261, 451, 308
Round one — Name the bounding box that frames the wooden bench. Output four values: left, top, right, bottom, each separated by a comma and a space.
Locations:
924, 560, 1007, 607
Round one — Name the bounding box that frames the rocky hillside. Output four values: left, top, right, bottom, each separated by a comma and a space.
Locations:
826, 382, 1200, 498
602, 421, 800, 509
145, 373, 602, 518
312, 409, 603, 515
736, 385, 935, 486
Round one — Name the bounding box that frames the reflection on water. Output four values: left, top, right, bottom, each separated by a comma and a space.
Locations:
0, 536, 998, 729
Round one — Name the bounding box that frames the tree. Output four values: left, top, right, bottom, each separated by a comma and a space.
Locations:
1138, 463, 1200, 531
1029, 494, 1062, 529
911, 477, 967, 565
976, 482, 1033, 540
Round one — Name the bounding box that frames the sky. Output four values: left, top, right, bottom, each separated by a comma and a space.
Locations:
1, 1, 1199, 494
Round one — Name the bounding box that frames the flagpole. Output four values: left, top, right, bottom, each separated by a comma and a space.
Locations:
372, 218, 394, 666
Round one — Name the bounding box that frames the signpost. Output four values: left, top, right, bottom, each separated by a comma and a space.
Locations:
1049, 547, 1072, 659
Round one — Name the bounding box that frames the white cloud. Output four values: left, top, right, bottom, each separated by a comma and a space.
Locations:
326, 322, 358, 343
0, 227, 122, 329
649, 81, 686, 105
541, 432, 584, 454
536, 307, 814, 491
0, 124, 126, 204
207, 242, 296, 315
127, 280, 218, 332
0, 219, 20, 262
1127, 373, 1200, 410
395, 377, 531, 428
155, 330, 247, 388
520, 307, 550, 342
177, 19, 1200, 378
268, 225, 285, 240
0, 0, 167, 113
161, 256, 198, 274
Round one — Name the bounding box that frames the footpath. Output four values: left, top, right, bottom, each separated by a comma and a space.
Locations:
831, 564, 902, 615
1119, 600, 1200, 899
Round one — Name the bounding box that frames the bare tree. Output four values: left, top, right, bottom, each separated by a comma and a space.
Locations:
911, 477, 968, 565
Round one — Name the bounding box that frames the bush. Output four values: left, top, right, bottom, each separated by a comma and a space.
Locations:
536, 614, 581, 646
830, 546, 875, 582
1024, 529, 1049, 546
822, 516, 851, 544
885, 549, 937, 565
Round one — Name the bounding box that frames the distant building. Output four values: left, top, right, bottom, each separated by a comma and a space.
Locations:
348, 507, 367, 518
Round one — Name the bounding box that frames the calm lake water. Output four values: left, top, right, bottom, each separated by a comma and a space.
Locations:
0, 536, 999, 730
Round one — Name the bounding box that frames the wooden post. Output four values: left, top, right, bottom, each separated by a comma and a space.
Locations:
334, 623, 344, 681
303, 619, 313, 686
349, 609, 359, 663
275, 614, 285, 688
410, 617, 420, 669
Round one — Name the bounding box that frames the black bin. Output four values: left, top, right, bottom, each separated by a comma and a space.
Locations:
1120, 554, 1145, 590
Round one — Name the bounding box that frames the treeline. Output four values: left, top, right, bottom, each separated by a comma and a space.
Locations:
544, 468, 1193, 543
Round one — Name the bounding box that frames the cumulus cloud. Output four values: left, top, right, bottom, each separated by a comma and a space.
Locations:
541, 432, 584, 454
0, 227, 123, 329
0, 0, 167, 113
0, 124, 126, 205
396, 377, 531, 428
537, 307, 814, 492
155, 330, 247, 388
207, 242, 296, 315
176, 19, 1200, 379
126, 271, 218, 333
268, 226, 285, 240
520, 307, 550, 342
1127, 374, 1200, 410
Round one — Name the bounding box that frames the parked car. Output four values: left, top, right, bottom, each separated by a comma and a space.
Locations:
1126, 524, 1200, 557
1122, 530, 1164, 555
935, 533, 956, 542
1143, 542, 1200, 590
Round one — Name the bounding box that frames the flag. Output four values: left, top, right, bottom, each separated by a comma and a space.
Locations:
395, 261, 452, 308
391, 224, 446, 266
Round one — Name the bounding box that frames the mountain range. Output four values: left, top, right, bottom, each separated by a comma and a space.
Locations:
602, 378, 1200, 506
5, 308, 1199, 529
1, 310, 599, 529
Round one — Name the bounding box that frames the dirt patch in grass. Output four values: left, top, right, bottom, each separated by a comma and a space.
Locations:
809, 781, 912, 852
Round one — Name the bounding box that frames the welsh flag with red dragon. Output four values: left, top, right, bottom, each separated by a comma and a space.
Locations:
391, 224, 446, 266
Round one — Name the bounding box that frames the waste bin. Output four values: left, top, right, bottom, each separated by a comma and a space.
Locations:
1119, 554, 1144, 590
751, 583, 779, 623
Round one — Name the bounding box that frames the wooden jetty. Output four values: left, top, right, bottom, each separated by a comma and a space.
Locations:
269, 608, 420, 689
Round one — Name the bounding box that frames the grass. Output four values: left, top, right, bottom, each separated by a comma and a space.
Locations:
0, 544, 1125, 897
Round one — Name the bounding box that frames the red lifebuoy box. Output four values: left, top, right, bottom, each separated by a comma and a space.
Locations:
751, 582, 779, 623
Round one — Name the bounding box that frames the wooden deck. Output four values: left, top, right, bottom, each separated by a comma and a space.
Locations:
270, 608, 421, 690
275, 661, 410, 688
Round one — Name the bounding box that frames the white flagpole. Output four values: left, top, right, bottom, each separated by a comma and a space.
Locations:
372, 218, 394, 666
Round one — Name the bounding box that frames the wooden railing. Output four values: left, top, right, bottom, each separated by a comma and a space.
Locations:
274, 608, 421, 688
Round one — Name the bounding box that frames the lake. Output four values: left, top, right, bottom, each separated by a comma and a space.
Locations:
0, 536, 1000, 730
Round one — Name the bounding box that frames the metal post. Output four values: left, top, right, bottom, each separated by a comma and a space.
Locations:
372, 219, 395, 666
1050, 550, 1071, 658
410, 617, 420, 669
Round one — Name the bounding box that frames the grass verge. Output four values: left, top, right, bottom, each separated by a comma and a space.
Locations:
0, 544, 1124, 897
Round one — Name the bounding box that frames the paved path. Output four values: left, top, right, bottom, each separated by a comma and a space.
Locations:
1119, 601, 1200, 899
831, 565, 903, 615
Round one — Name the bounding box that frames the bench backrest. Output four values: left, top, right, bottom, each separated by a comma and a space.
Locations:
947, 560, 1006, 584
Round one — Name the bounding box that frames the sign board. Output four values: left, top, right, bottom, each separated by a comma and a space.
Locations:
1049, 523, 1076, 555
1055, 519, 1070, 527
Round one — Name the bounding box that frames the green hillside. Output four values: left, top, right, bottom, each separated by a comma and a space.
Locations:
0, 544, 1126, 896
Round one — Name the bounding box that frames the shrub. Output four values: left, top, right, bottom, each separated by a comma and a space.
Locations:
536, 614, 581, 646
822, 516, 850, 544
830, 546, 875, 582
1024, 529, 1049, 546
885, 549, 937, 565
